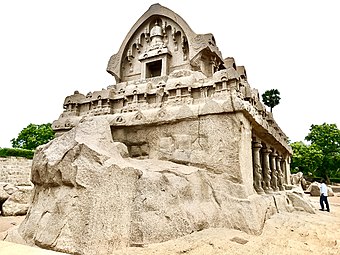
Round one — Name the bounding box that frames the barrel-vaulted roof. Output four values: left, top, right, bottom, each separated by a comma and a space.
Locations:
106, 4, 223, 83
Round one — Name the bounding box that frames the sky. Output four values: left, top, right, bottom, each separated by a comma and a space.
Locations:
1, 0, 339, 148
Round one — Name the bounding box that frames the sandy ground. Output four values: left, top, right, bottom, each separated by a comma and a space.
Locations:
0, 194, 339, 255
0, 215, 25, 241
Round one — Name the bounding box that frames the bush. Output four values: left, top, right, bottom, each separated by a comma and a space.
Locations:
304, 176, 340, 184
0, 147, 34, 159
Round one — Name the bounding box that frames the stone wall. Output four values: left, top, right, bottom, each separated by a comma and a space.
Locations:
0, 157, 32, 186
111, 113, 254, 197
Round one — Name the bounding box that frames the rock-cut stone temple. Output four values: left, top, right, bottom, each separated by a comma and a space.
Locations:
6, 4, 313, 255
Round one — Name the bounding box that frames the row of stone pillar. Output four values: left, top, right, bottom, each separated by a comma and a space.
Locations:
252, 141, 287, 194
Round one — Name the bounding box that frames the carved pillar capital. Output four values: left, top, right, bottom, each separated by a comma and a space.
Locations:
253, 141, 262, 149
262, 148, 272, 155
270, 151, 278, 158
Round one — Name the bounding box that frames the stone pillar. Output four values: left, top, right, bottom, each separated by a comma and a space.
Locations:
252, 141, 264, 194
283, 155, 291, 185
133, 92, 138, 104
176, 88, 181, 97
75, 103, 79, 116
270, 150, 279, 192
276, 155, 285, 191
105, 99, 111, 112
262, 147, 273, 193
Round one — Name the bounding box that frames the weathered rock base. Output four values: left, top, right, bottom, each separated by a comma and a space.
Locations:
5, 118, 314, 255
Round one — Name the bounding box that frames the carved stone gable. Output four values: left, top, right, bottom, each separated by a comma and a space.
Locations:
107, 4, 224, 83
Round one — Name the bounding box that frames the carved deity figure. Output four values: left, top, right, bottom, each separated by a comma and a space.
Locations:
200, 87, 208, 99
156, 87, 165, 105
262, 147, 273, 193
252, 141, 264, 194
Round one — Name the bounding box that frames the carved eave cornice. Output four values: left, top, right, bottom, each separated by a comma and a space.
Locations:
124, 83, 152, 96
236, 66, 247, 80
63, 92, 86, 106
166, 70, 206, 90
212, 68, 240, 82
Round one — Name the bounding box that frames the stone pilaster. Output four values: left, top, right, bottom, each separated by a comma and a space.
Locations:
270, 150, 279, 192
262, 147, 273, 193
276, 155, 285, 191
282, 155, 291, 185
252, 141, 264, 194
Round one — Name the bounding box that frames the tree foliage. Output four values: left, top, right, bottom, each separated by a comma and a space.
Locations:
305, 123, 340, 180
11, 123, 55, 150
290, 142, 323, 177
291, 123, 340, 181
261, 89, 281, 112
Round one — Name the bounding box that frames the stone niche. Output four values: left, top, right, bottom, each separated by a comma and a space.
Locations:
7, 4, 314, 255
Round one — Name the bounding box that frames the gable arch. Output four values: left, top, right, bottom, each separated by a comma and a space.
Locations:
107, 4, 223, 83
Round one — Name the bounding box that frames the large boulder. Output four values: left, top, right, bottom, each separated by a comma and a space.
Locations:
285, 189, 315, 213
328, 186, 334, 197
3, 183, 18, 196
306, 182, 320, 196
306, 182, 334, 197
290, 172, 307, 190
0, 184, 10, 204
6, 117, 311, 255
331, 185, 340, 193
2, 186, 33, 216
1, 183, 33, 216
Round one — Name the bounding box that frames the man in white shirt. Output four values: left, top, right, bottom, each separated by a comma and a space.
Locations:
320, 179, 330, 212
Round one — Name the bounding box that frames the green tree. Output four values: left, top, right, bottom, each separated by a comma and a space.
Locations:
11, 123, 55, 150
261, 89, 281, 112
290, 141, 323, 177
305, 123, 340, 182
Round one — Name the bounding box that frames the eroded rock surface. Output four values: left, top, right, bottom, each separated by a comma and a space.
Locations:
6, 117, 312, 255
2, 187, 32, 216
1, 184, 33, 216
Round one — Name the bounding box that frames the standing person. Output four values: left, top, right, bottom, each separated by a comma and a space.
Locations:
320, 179, 330, 212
